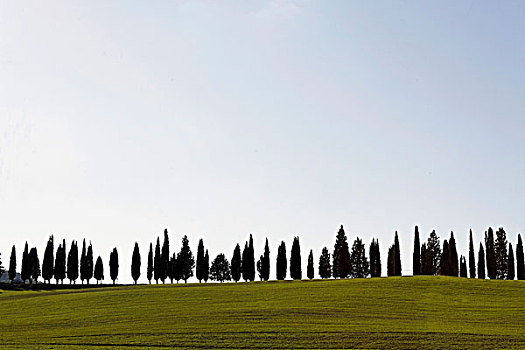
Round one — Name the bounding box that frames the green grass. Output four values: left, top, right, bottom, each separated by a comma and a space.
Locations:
0, 276, 523, 349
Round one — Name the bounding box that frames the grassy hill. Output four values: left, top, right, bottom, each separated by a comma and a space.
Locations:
0, 276, 523, 349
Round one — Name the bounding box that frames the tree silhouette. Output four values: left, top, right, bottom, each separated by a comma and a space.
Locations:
54, 239, 66, 284
178, 235, 194, 283
448, 232, 458, 276
161, 229, 169, 284
468, 230, 476, 278
333, 225, 351, 278
196, 239, 205, 283
167, 253, 177, 283
387, 245, 394, 276
290, 236, 302, 280
318, 246, 331, 279
109, 247, 119, 284
507, 243, 515, 280
413, 226, 420, 276
9, 245, 16, 281
147, 242, 153, 284
242, 234, 255, 282
256, 255, 263, 281
517, 234, 524, 280
276, 241, 287, 280
261, 238, 270, 281
369, 239, 381, 277
494, 227, 508, 279
459, 255, 467, 277
21, 242, 29, 282
394, 232, 401, 276
86, 242, 94, 284
485, 228, 496, 279
478, 243, 486, 279
154, 237, 161, 284
204, 249, 209, 282
231, 243, 241, 282
29, 247, 40, 283
420, 243, 432, 275
440, 240, 450, 276
67, 241, 79, 284
94, 256, 104, 284
426, 230, 441, 275
307, 250, 314, 280
174, 253, 183, 283
80, 239, 87, 284
350, 237, 369, 278
42, 235, 54, 284
210, 253, 231, 282
131, 242, 141, 284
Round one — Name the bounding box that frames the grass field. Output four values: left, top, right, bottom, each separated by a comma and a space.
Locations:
0, 276, 523, 349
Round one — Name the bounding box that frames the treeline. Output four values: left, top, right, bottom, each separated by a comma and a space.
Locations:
1, 225, 524, 285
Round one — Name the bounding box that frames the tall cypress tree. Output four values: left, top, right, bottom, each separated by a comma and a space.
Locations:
333, 225, 351, 278
350, 237, 369, 278
21, 242, 29, 282
167, 253, 177, 283
478, 243, 486, 279
318, 247, 331, 279
109, 247, 119, 284
290, 236, 302, 280
485, 228, 496, 279
196, 238, 205, 283
8, 245, 16, 281
231, 243, 241, 282
307, 250, 314, 280
178, 235, 194, 283
86, 242, 94, 284
256, 255, 264, 281
147, 242, 153, 284
449, 232, 458, 277
468, 230, 476, 278
440, 240, 450, 276
276, 241, 287, 280
517, 234, 524, 280
29, 247, 40, 283
426, 230, 441, 275
242, 235, 255, 282
154, 237, 161, 284
262, 238, 270, 281
204, 249, 209, 282
387, 245, 394, 276
420, 243, 431, 275
161, 229, 169, 283
369, 239, 381, 277
94, 256, 104, 284
394, 231, 401, 276
131, 242, 141, 284
42, 235, 54, 284
413, 226, 420, 276
494, 227, 508, 279
80, 239, 87, 284
67, 241, 79, 284
507, 243, 515, 280
54, 240, 66, 284
459, 256, 467, 277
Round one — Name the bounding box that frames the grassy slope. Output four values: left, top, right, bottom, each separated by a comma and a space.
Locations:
0, 276, 523, 349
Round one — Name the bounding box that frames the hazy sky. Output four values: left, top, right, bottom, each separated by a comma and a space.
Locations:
1, 1, 524, 282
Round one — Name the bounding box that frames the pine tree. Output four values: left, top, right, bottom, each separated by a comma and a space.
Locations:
261, 238, 270, 281
86, 242, 94, 284
307, 250, 314, 280
333, 225, 351, 278
196, 239, 205, 283
394, 232, 402, 276
276, 241, 287, 280
507, 243, 515, 280
231, 243, 241, 282
494, 227, 508, 279
29, 247, 40, 283
54, 240, 66, 284
350, 237, 369, 278
178, 235, 195, 283
440, 240, 450, 276
318, 247, 331, 279
369, 239, 381, 277
42, 235, 54, 284
459, 256, 467, 277
9, 245, 16, 281
161, 229, 169, 283
67, 241, 79, 284
478, 243, 486, 279
426, 230, 441, 275
154, 237, 161, 284
413, 226, 420, 276
204, 250, 209, 282
210, 253, 231, 282
94, 256, 103, 284
468, 230, 476, 278
290, 236, 302, 280
448, 232, 458, 276
21, 242, 29, 283
131, 242, 141, 284
517, 234, 524, 280
80, 239, 87, 284
147, 242, 153, 284
109, 248, 119, 284
485, 228, 496, 279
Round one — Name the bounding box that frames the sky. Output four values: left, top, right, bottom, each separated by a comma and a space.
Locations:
0, 1, 524, 282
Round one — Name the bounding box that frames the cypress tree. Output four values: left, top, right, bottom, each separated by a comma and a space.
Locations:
147, 242, 153, 284
517, 234, 524, 280
262, 238, 270, 281
161, 229, 169, 283
440, 240, 450, 276
154, 237, 161, 284
80, 239, 87, 284
131, 242, 141, 284
109, 247, 119, 284
318, 246, 331, 279
394, 231, 402, 276
333, 225, 351, 278
174, 252, 183, 283
9, 245, 16, 281
468, 230, 476, 278
350, 237, 369, 278
54, 240, 66, 284
459, 256, 467, 277
204, 249, 209, 282
21, 242, 29, 283
387, 245, 394, 276
449, 232, 458, 277
485, 228, 496, 279
231, 243, 241, 282
167, 253, 176, 283
67, 241, 78, 284
369, 239, 381, 277
178, 235, 195, 283
42, 235, 54, 284
478, 243, 486, 279
242, 234, 255, 282
413, 226, 420, 276
29, 247, 40, 283
196, 238, 205, 283
420, 243, 429, 275
494, 227, 508, 279
426, 230, 441, 275
94, 256, 103, 284
256, 255, 263, 281
86, 242, 93, 284
307, 250, 314, 280
290, 236, 302, 280
507, 243, 515, 280
276, 241, 287, 280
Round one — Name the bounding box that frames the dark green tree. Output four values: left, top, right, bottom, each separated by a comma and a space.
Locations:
231, 243, 241, 282
161, 229, 169, 283
448, 232, 458, 276
242, 234, 255, 282
80, 239, 87, 284
369, 239, 381, 277
204, 250, 209, 282
478, 243, 486, 279
42, 235, 54, 284
147, 242, 153, 284
210, 253, 231, 282
256, 255, 263, 281
261, 238, 270, 281
420, 243, 433, 275
174, 253, 183, 283
86, 242, 94, 284
109, 247, 119, 284
468, 230, 476, 278
485, 228, 496, 279
178, 235, 195, 283
350, 237, 369, 278
131, 242, 141, 284
440, 240, 450, 276
517, 234, 524, 280
154, 237, 161, 284
21, 242, 29, 282
459, 255, 467, 277
196, 238, 205, 283
29, 247, 40, 283
394, 232, 402, 276
290, 236, 302, 280
318, 246, 331, 279
276, 241, 287, 280
387, 245, 395, 276
507, 243, 515, 280
426, 230, 441, 275
413, 226, 420, 276
333, 225, 351, 278
307, 250, 314, 280
54, 239, 66, 284
9, 245, 16, 281
67, 241, 79, 284
167, 253, 177, 283
94, 256, 103, 284
494, 227, 508, 279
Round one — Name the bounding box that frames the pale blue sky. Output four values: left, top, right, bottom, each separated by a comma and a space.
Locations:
1, 1, 524, 282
